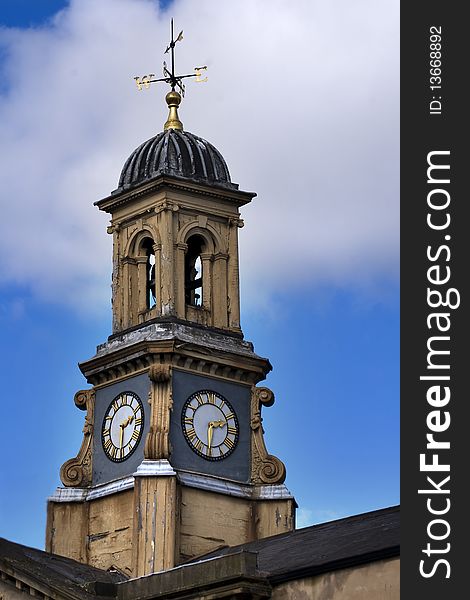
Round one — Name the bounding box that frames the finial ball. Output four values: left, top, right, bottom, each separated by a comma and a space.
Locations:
164, 90, 183, 131
166, 90, 182, 107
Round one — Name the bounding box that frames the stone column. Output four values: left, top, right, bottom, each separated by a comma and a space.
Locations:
132, 465, 177, 576
227, 218, 243, 330
175, 242, 187, 318
212, 253, 229, 328
110, 225, 121, 334
136, 256, 148, 318
159, 203, 175, 316
121, 257, 135, 330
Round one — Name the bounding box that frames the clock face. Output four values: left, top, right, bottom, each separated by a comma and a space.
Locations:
181, 390, 239, 461
101, 391, 144, 462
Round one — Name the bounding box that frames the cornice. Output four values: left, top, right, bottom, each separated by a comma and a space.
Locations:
79, 322, 271, 386
95, 174, 256, 214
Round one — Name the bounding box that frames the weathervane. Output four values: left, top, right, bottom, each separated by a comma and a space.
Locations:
133, 19, 207, 131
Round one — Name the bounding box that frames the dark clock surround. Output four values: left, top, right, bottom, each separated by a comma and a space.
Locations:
170, 370, 251, 483
93, 373, 150, 485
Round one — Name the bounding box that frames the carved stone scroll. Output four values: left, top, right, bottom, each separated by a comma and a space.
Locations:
144, 365, 172, 459
60, 389, 95, 487
250, 386, 286, 485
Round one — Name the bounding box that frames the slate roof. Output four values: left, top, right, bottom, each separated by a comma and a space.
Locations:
0, 537, 126, 599
186, 505, 400, 584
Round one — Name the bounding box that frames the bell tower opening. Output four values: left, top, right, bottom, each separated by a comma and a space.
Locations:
141, 237, 156, 309
185, 235, 204, 307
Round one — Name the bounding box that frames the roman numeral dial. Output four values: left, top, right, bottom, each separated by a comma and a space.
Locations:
181, 390, 239, 461
101, 391, 144, 463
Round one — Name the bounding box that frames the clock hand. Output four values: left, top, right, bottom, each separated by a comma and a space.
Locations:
118, 415, 135, 448
120, 415, 134, 428
207, 420, 226, 448
207, 422, 214, 449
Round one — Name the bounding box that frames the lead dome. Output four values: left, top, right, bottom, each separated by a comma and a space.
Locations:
117, 128, 237, 191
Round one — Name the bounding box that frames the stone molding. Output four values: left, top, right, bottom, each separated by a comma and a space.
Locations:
49, 476, 135, 503
177, 471, 293, 501
49, 470, 293, 504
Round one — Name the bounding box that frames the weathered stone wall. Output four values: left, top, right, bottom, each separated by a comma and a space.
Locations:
271, 557, 400, 600
47, 489, 134, 576
179, 486, 294, 562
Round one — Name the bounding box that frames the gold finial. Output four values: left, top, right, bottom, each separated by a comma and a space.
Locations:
164, 90, 183, 131
133, 19, 208, 132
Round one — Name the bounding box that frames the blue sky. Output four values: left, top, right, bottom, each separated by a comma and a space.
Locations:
0, 0, 399, 550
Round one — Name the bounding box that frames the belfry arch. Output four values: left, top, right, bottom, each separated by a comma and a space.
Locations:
117, 228, 162, 329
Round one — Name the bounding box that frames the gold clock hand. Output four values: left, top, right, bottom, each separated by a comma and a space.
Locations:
120, 415, 134, 428
118, 415, 135, 449
207, 422, 214, 449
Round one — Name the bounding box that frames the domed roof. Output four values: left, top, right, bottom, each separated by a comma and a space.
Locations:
118, 129, 236, 191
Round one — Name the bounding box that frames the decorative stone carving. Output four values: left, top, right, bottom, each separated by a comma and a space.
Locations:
60, 389, 95, 487
149, 364, 171, 382
144, 364, 172, 459
251, 387, 286, 485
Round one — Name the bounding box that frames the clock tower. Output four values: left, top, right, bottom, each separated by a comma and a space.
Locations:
46, 33, 295, 577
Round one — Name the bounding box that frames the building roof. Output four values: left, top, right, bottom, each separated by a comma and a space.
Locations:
0, 537, 126, 599
117, 129, 237, 192
186, 505, 400, 584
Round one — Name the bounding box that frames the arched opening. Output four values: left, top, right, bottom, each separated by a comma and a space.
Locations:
185, 235, 204, 307
141, 238, 156, 309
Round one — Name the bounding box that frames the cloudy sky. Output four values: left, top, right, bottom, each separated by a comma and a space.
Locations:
0, 0, 399, 549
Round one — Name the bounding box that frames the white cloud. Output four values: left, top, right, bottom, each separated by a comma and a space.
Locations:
0, 0, 399, 312
296, 507, 342, 528
296, 507, 315, 529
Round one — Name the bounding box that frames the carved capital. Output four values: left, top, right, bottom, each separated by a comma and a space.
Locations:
60, 389, 95, 487
228, 217, 244, 228
156, 199, 179, 213
149, 364, 171, 382
250, 386, 286, 485
213, 252, 229, 262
